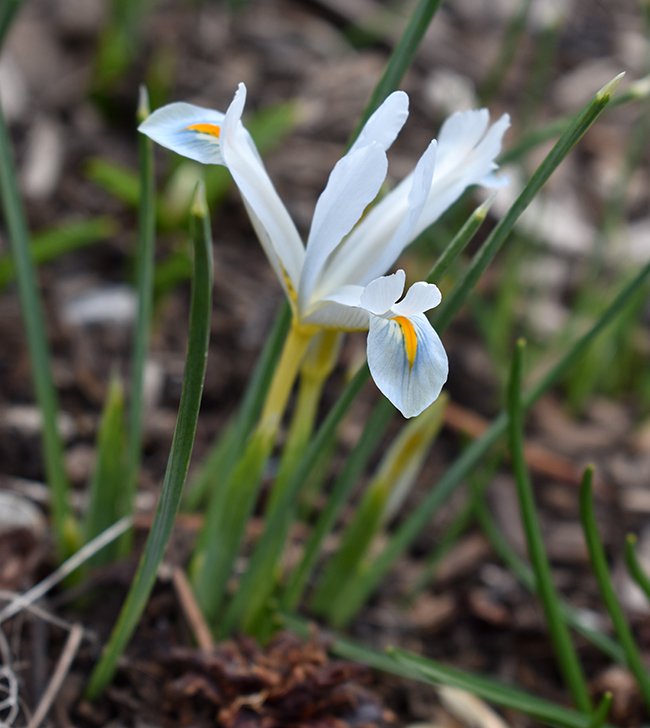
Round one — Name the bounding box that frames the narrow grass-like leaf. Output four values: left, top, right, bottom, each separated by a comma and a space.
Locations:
333, 254, 650, 624
123, 88, 156, 551
314, 397, 447, 623
580, 467, 650, 709
508, 340, 591, 711
86, 158, 140, 206
624, 534, 650, 603
350, 0, 443, 139
281, 396, 394, 612
434, 73, 623, 334
588, 693, 613, 728
425, 197, 494, 284
0, 217, 117, 289
475, 498, 624, 663
0, 0, 21, 50
282, 614, 600, 728
86, 183, 213, 697
83, 375, 127, 568
0, 98, 76, 558
388, 647, 603, 728
500, 73, 650, 165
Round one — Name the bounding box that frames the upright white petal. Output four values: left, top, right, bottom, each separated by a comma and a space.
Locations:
319, 111, 509, 294
348, 90, 409, 154
367, 312, 448, 418
299, 142, 387, 311
138, 102, 226, 164
359, 270, 405, 314
323, 140, 437, 290
219, 84, 305, 292
302, 284, 370, 329
392, 281, 442, 316
434, 109, 490, 176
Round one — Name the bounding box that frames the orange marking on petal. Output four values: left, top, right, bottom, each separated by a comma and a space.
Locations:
393, 316, 418, 369
186, 122, 221, 138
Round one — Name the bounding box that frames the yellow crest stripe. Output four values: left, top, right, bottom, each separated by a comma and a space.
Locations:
393, 316, 418, 369
186, 122, 221, 138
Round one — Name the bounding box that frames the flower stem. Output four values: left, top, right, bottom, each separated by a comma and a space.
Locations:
191, 322, 313, 623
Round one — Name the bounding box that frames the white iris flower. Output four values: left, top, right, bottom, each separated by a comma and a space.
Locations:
139, 84, 509, 417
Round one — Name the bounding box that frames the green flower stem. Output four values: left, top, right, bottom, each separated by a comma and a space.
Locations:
435, 74, 622, 334
219, 364, 370, 636
331, 253, 650, 626
83, 375, 127, 567
475, 498, 624, 664
350, 0, 443, 139
218, 370, 323, 630
0, 97, 77, 558
266, 330, 342, 517
86, 183, 213, 698
184, 303, 291, 511
624, 534, 650, 603
191, 323, 313, 622
283, 614, 602, 728
580, 467, 650, 709
123, 87, 156, 552
508, 340, 591, 712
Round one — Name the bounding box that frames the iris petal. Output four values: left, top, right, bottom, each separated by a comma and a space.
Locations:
367, 312, 448, 418
359, 270, 406, 314
392, 281, 442, 316
138, 102, 226, 165
299, 142, 388, 310
348, 90, 409, 154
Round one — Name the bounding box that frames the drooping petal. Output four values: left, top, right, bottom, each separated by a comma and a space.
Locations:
138, 102, 226, 164
217, 84, 305, 293
392, 281, 442, 315
348, 90, 409, 154
359, 270, 405, 314
367, 312, 448, 418
299, 142, 388, 311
